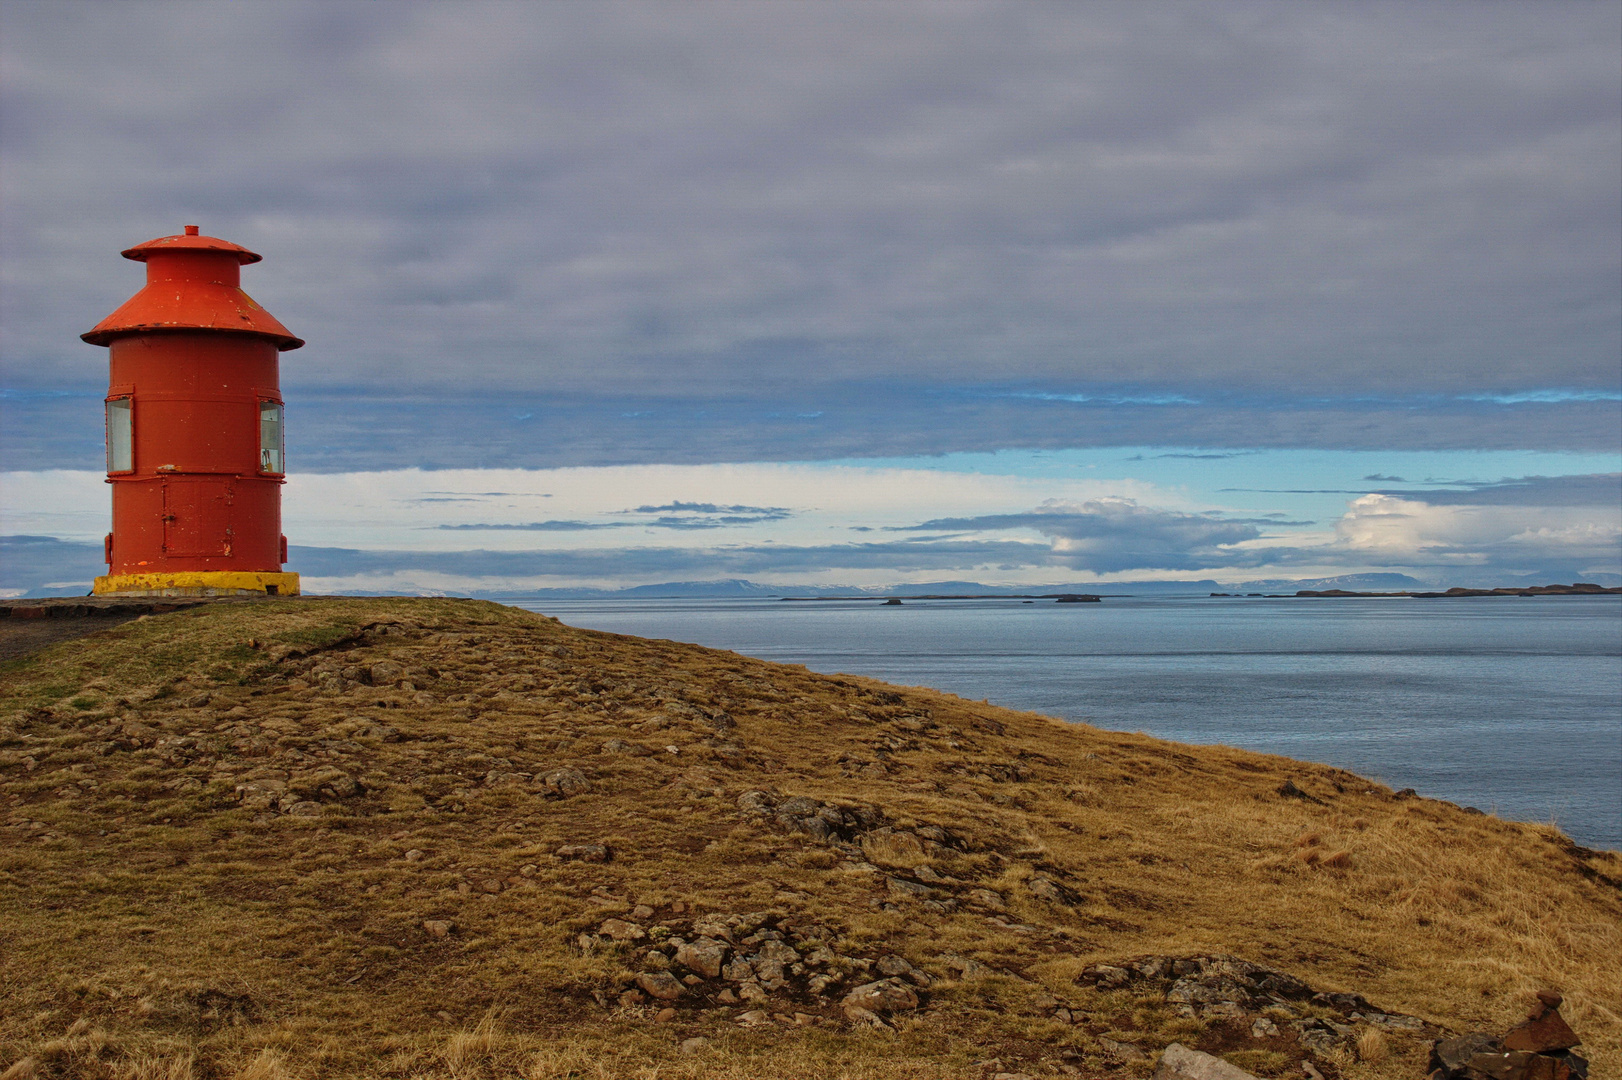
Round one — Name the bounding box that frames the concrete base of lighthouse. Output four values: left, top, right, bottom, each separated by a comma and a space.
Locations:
93, 571, 301, 598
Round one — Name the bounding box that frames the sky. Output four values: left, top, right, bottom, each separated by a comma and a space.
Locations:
2, 1, 1619, 595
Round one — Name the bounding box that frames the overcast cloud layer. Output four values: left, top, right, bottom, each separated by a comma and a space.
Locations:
3, 1, 1620, 467
2, 3, 1618, 593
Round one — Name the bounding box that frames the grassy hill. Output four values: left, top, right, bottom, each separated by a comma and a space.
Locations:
1, 598, 1617, 1080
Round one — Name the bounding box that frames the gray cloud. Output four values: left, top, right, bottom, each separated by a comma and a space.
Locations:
436, 520, 628, 531
1372, 473, 1622, 507
5, 387, 1618, 473
288, 538, 1061, 580
433, 500, 795, 530
641, 516, 784, 530
2, 1, 1616, 440
630, 502, 790, 517
890, 499, 1274, 573
333, 500, 1289, 580
895, 506, 1313, 534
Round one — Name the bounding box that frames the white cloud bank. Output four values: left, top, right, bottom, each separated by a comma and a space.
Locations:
1325, 493, 1622, 569
6, 466, 1613, 592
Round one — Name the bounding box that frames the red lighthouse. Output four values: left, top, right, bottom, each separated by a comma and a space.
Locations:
83, 225, 303, 597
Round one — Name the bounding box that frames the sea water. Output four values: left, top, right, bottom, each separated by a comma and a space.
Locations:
503, 595, 1622, 850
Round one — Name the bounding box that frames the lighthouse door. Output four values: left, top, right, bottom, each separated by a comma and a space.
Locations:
163, 478, 235, 557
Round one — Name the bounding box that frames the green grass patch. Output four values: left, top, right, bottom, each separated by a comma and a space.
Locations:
272, 623, 365, 650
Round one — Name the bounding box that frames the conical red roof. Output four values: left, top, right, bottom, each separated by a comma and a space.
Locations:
82, 227, 304, 350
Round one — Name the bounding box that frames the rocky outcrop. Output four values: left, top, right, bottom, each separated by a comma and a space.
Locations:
1077, 954, 1429, 1054
583, 908, 929, 1028
735, 789, 886, 843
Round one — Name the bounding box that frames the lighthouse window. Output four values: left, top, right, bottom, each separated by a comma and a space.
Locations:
259, 400, 284, 474
106, 397, 133, 473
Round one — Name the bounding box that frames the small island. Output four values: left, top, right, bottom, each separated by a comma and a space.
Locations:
1294, 583, 1620, 598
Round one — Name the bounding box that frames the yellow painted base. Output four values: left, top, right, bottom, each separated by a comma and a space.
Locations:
93, 571, 301, 598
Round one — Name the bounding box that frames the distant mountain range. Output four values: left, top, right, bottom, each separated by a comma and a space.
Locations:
4, 534, 1616, 599
468, 573, 1437, 600
326, 569, 1622, 600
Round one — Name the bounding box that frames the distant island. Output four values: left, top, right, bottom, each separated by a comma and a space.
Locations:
784, 593, 1104, 602
1210, 582, 1621, 599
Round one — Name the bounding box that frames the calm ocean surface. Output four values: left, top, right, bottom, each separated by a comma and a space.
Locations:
504, 595, 1622, 850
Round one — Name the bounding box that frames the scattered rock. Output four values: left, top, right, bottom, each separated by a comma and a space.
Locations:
967, 887, 1007, 911
541, 768, 590, 797
1277, 779, 1325, 804
653, 1007, 676, 1022
599, 919, 646, 942
636, 971, 684, 1001
1085, 963, 1131, 988
483, 770, 528, 787
943, 955, 993, 981
1152, 1044, 1260, 1080
874, 955, 931, 987
886, 876, 935, 899
675, 938, 729, 979
678, 1037, 709, 1055
1432, 1033, 1503, 1072
1503, 992, 1581, 1053
843, 1005, 888, 1029
556, 843, 610, 862
1025, 875, 1079, 904
841, 978, 920, 1018
861, 827, 928, 867
421, 920, 453, 938
233, 779, 287, 811
369, 660, 404, 685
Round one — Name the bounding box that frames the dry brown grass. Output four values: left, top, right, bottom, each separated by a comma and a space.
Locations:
1, 597, 1617, 1079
